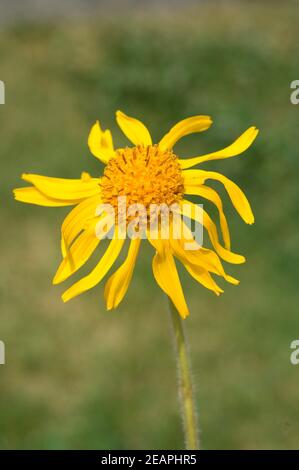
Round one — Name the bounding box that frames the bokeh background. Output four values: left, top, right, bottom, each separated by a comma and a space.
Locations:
1, 0, 299, 449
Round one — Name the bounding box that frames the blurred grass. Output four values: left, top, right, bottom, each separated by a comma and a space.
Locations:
0, 1, 299, 449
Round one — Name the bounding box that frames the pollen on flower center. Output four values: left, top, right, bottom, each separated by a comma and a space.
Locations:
101, 145, 184, 217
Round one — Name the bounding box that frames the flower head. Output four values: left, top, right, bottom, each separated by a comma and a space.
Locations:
14, 110, 258, 318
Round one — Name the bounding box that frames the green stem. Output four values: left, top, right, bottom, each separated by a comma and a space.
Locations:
168, 298, 199, 450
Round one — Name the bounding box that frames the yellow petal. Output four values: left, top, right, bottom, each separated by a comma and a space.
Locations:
53, 226, 100, 285
88, 121, 115, 164
13, 187, 75, 207
171, 219, 226, 295
181, 169, 206, 185
62, 234, 124, 302
104, 238, 141, 310
148, 238, 189, 319
180, 199, 245, 264
116, 110, 152, 146
159, 115, 212, 151
22, 173, 101, 201
184, 184, 231, 249
61, 194, 102, 257
179, 126, 259, 169
185, 263, 224, 295
170, 223, 239, 286
183, 169, 254, 224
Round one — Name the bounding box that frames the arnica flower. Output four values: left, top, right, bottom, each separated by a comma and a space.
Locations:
14, 111, 258, 318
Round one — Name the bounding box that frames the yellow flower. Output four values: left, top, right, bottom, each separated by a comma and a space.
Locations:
14, 111, 258, 318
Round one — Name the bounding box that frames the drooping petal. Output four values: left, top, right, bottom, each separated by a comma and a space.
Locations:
184, 184, 231, 249
61, 194, 102, 256
183, 169, 254, 224
116, 110, 152, 146
104, 238, 141, 310
88, 121, 115, 164
180, 199, 245, 264
159, 115, 212, 151
148, 238, 189, 319
62, 234, 124, 302
53, 226, 101, 285
13, 187, 75, 207
170, 223, 239, 285
21, 173, 101, 202
203, 171, 254, 225
170, 217, 226, 295
179, 126, 259, 169
185, 263, 224, 295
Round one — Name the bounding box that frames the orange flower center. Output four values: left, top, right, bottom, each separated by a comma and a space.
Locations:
101, 145, 184, 217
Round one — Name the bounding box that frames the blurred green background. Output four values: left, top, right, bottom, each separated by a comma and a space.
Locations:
1, 0, 299, 450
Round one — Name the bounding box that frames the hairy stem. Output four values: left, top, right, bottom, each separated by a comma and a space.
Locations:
168, 298, 199, 450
